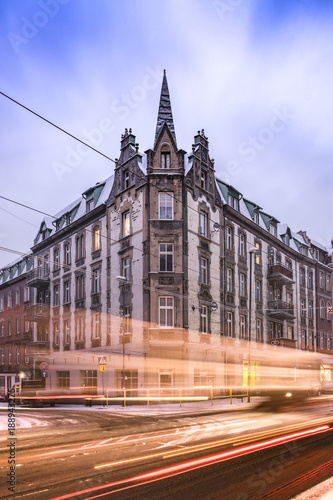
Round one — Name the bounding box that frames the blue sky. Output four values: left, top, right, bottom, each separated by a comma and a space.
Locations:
1, 0, 333, 267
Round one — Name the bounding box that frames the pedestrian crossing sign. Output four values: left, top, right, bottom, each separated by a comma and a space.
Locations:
98, 356, 107, 365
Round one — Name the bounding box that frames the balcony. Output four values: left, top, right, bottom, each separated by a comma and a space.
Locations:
24, 303, 50, 322
268, 300, 295, 320
26, 268, 50, 288
269, 337, 297, 348
267, 263, 294, 284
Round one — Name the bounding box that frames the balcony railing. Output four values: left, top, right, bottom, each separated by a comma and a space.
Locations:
24, 303, 50, 321
268, 300, 295, 319
269, 337, 297, 348
267, 263, 294, 283
26, 267, 50, 287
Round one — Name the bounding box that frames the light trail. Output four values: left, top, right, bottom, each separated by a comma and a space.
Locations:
48, 425, 331, 500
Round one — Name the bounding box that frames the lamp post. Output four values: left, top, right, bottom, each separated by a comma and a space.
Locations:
247, 247, 261, 403
116, 275, 127, 406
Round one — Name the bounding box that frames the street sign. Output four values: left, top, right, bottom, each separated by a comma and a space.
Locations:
39, 362, 48, 371
98, 356, 107, 365
271, 340, 280, 346
41, 371, 48, 378
99, 365, 106, 373
210, 301, 218, 312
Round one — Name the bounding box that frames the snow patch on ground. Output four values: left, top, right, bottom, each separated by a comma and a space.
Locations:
293, 477, 333, 499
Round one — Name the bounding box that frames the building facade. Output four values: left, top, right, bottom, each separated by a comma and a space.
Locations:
1, 72, 332, 398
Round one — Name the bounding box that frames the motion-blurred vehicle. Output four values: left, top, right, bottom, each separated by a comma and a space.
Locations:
321, 380, 333, 394
296, 378, 321, 397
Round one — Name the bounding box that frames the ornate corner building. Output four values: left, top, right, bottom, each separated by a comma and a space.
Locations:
1, 72, 332, 398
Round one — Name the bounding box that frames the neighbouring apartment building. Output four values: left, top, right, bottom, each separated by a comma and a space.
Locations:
1, 71, 332, 397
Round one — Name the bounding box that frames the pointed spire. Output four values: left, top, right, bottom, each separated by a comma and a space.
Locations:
154, 70, 177, 148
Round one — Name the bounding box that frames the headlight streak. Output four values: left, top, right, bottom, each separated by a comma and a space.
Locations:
48, 425, 331, 500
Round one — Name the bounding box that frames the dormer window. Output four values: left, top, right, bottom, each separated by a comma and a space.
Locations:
161, 152, 171, 169
285, 234, 290, 246
254, 212, 259, 224
86, 199, 94, 213
270, 223, 277, 237
228, 194, 239, 210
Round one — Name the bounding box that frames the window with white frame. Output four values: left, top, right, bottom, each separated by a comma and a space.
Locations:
86, 198, 94, 213
15, 316, 20, 335
200, 305, 208, 333
76, 274, 85, 300
239, 273, 246, 297
159, 193, 173, 220
319, 271, 324, 289
308, 300, 313, 318
226, 311, 234, 337
122, 211, 130, 237
255, 242, 261, 265
161, 152, 171, 169
122, 257, 131, 282
64, 242, 71, 265
0, 294, 4, 311
93, 225, 101, 251
92, 268, 101, 294
16, 348, 20, 365
24, 286, 30, 303
226, 226, 233, 251
54, 248, 60, 270
74, 315, 85, 342
53, 284, 60, 306
256, 318, 263, 342
159, 297, 174, 327
199, 256, 208, 284
308, 270, 313, 288
239, 233, 245, 256
270, 224, 277, 236
320, 300, 325, 319
124, 170, 130, 188
301, 298, 306, 317
76, 233, 85, 260
7, 318, 12, 337
326, 274, 331, 291
53, 322, 59, 346
92, 312, 101, 339
200, 171, 207, 190
227, 268, 233, 292
199, 212, 208, 238
7, 291, 12, 309
64, 319, 70, 345
15, 287, 20, 306
159, 244, 173, 272
64, 280, 70, 304
240, 314, 246, 339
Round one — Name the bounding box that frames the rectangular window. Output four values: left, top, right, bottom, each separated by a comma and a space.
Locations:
64, 280, 70, 304
319, 271, 324, 289
123, 305, 131, 334
7, 291, 12, 309
199, 213, 208, 238
54, 322, 59, 346
15, 316, 20, 335
287, 326, 294, 340
86, 199, 94, 212
255, 242, 261, 265
200, 305, 208, 333
308, 271, 313, 288
159, 296, 174, 327
161, 152, 171, 169
254, 212, 259, 224
57, 371, 70, 389
240, 314, 246, 339
92, 268, 100, 294
16, 348, 20, 365
226, 312, 234, 337
239, 233, 245, 256
199, 257, 208, 284
270, 224, 277, 236
63, 320, 70, 345
92, 312, 101, 339
76, 234, 85, 260
65, 242, 71, 265
24, 287, 30, 303
0, 349, 4, 364
80, 370, 97, 395
122, 257, 131, 281
226, 226, 233, 251
24, 347, 29, 364
256, 318, 263, 342
54, 248, 60, 271
0, 294, 4, 311
239, 273, 246, 297
326, 274, 331, 291
75, 315, 85, 342
159, 193, 173, 220
0, 320, 4, 337
7, 318, 12, 337
159, 244, 173, 272
122, 211, 130, 237
308, 300, 313, 319
53, 284, 60, 306
93, 226, 101, 251
124, 170, 130, 188
287, 292, 293, 306
301, 298, 306, 317
255, 280, 261, 302
15, 288, 20, 306
200, 171, 207, 190
227, 268, 233, 292
76, 274, 85, 300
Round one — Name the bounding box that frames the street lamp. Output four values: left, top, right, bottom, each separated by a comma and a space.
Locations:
116, 275, 127, 406
247, 247, 261, 403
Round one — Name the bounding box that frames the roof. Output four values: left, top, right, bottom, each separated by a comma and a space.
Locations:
154, 70, 177, 148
